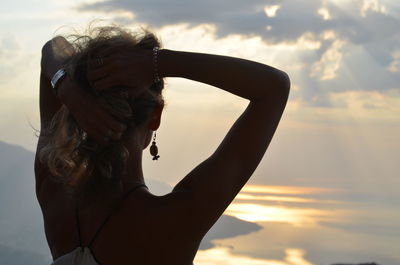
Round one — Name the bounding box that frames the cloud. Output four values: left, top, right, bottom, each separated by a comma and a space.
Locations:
0, 33, 23, 81
361, 0, 388, 17
77, 0, 398, 45
78, 0, 277, 36
387, 50, 400, 73
310, 39, 345, 80
0, 33, 37, 92
77, 0, 400, 108
264, 5, 281, 18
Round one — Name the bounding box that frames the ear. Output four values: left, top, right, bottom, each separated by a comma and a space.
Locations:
148, 104, 164, 131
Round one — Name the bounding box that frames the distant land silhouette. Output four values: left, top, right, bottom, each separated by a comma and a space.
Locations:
331, 263, 379, 265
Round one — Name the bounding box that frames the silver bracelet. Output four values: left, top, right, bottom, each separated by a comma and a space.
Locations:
152, 47, 161, 83
50, 68, 66, 95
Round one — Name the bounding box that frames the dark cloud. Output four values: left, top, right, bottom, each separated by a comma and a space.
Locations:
78, 0, 277, 35
77, 0, 400, 106
78, 0, 398, 44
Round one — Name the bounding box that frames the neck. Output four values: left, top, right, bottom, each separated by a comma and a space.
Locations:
121, 133, 146, 187
122, 152, 145, 185
77, 134, 148, 210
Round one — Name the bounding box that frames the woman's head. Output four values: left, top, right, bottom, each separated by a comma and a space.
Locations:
39, 25, 164, 204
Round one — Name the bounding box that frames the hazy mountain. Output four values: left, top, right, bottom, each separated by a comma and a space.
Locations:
0, 141, 50, 262
0, 243, 49, 265
331, 263, 379, 265
0, 140, 262, 264
199, 215, 262, 249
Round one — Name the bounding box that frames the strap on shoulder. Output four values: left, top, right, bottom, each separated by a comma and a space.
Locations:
75, 183, 148, 249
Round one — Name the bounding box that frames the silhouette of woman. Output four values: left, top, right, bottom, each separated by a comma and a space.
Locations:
35, 25, 290, 265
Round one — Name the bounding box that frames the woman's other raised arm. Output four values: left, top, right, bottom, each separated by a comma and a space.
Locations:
158, 49, 290, 238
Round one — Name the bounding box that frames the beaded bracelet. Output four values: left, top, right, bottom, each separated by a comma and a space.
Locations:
152, 47, 161, 83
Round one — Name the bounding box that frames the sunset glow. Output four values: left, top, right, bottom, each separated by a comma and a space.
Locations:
241, 185, 336, 195
195, 247, 314, 265
226, 203, 335, 225
225, 185, 341, 225
235, 194, 318, 203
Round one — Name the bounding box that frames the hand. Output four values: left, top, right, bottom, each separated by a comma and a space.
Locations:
58, 76, 127, 146
87, 47, 155, 98
41, 36, 75, 80
41, 37, 127, 145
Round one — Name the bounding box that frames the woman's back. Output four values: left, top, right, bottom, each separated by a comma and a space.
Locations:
37, 177, 200, 265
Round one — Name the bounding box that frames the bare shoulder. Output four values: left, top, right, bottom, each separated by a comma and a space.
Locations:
117, 187, 202, 264
122, 188, 202, 241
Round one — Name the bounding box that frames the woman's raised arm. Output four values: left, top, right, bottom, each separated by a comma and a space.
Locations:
159, 49, 290, 102
158, 49, 290, 238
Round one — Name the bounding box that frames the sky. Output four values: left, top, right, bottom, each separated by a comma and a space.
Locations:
0, 0, 399, 264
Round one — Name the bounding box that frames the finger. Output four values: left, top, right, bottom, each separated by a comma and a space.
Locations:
87, 55, 115, 70
96, 126, 123, 142
82, 123, 110, 146
79, 99, 126, 142
77, 106, 114, 145
72, 95, 116, 145
100, 114, 127, 139
102, 128, 123, 141
104, 117, 127, 137
91, 106, 127, 138
127, 84, 148, 98
99, 46, 124, 57
87, 63, 117, 82
93, 75, 125, 91
95, 134, 112, 146
89, 123, 116, 146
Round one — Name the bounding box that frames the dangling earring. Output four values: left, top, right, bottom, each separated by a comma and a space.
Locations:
150, 131, 160, 160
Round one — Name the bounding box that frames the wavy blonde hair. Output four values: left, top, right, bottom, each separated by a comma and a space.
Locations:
39, 25, 164, 206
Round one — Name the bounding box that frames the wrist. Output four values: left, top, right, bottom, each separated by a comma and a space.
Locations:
41, 54, 65, 82
41, 39, 70, 81
50, 68, 66, 95
153, 47, 161, 83
158, 49, 174, 78
158, 49, 188, 79
57, 75, 79, 104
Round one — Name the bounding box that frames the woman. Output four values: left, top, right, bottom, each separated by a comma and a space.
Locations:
35, 25, 290, 265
